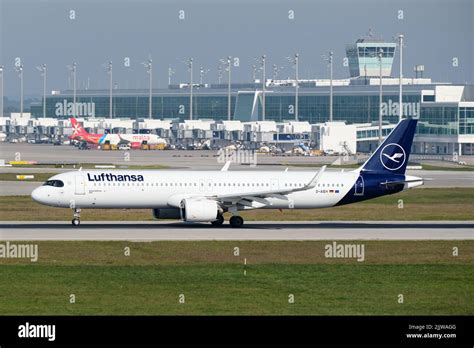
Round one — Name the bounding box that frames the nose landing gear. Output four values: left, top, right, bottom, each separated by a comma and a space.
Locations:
211, 213, 225, 226
72, 208, 81, 226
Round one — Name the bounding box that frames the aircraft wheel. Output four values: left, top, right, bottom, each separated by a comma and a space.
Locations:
211, 214, 224, 226
72, 218, 80, 226
229, 216, 244, 228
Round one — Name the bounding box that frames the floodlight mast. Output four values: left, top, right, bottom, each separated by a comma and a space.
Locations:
227, 57, 231, 120
67, 63, 77, 115
0, 65, 4, 118
15, 64, 24, 118
322, 52, 334, 122
261, 55, 266, 120
185, 58, 194, 120
168, 66, 175, 87
398, 34, 404, 122
107, 61, 113, 118
199, 66, 210, 85
143, 58, 153, 119
36, 64, 47, 118
378, 48, 384, 145
329, 52, 333, 122
218, 64, 223, 84
287, 53, 299, 121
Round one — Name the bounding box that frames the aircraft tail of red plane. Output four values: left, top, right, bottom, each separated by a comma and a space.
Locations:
69, 117, 103, 144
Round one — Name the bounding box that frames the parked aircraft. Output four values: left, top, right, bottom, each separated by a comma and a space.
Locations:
69, 117, 167, 149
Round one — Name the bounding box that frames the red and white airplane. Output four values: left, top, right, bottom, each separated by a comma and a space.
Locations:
69, 117, 167, 149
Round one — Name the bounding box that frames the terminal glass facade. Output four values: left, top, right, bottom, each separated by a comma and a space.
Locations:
265, 94, 419, 125
30, 87, 474, 137
459, 107, 474, 135
38, 95, 235, 121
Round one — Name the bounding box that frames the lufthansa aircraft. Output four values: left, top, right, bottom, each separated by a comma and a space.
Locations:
32, 118, 423, 227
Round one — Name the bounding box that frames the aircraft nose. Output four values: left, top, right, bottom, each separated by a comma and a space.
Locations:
31, 187, 47, 204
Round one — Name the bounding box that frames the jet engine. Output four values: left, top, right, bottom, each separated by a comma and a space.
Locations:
180, 198, 219, 222
152, 208, 181, 219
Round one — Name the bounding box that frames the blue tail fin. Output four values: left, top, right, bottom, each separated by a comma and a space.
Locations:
360, 118, 418, 175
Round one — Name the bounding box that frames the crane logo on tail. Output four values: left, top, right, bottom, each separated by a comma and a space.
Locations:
379, 143, 406, 171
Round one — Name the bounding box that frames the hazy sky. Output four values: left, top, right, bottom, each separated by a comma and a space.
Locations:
1, 0, 472, 97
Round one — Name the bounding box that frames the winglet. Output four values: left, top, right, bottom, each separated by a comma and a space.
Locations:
305, 165, 326, 189
221, 161, 231, 171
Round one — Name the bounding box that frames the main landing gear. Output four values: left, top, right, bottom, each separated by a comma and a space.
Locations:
72, 208, 81, 226
229, 216, 244, 228
210, 213, 245, 228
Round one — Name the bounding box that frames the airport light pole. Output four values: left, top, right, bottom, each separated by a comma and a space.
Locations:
217, 64, 223, 84
259, 55, 266, 121
378, 48, 384, 145
67, 63, 77, 115
322, 52, 334, 122
142, 58, 153, 119
252, 64, 257, 82
262, 55, 266, 120
220, 57, 232, 120
168, 66, 175, 87
15, 64, 24, 118
185, 58, 193, 120
36, 64, 47, 118
329, 52, 333, 122
107, 61, 113, 118
398, 34, 404, 122
287, 53, 299, 121
0, 65, 3, 118
271, 64, 277, 79
199, 66, 210, 85
227, 57, 231, 120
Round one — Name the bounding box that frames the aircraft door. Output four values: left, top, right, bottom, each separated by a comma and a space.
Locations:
74, 175, 86, 195
354, 175, 364, 196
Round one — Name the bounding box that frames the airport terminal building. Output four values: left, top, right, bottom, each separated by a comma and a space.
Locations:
25, 37, 474, 155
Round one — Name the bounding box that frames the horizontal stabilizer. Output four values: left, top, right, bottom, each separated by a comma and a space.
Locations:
379, 179, 424, 188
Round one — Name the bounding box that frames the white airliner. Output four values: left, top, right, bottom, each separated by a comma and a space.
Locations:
32, 119, 423, 227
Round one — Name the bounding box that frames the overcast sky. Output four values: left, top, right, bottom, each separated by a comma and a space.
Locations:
1, 0, 472, 97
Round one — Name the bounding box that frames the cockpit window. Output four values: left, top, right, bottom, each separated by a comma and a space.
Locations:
43, 180, 64, 187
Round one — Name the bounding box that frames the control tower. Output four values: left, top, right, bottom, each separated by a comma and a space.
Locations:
346, 30, 396, 78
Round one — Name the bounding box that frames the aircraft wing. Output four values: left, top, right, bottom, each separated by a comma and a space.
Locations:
207, 165, 326, 207
166, 166, 326, 209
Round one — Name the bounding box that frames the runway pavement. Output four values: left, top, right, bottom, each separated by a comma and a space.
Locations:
1, 221, 472, 241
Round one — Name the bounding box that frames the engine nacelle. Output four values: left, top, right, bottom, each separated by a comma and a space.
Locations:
152, 208, 181, 219
180, 198, 219, 222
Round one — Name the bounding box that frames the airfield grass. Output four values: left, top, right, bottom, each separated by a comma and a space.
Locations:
0, 188, 473, 221
0, 241, 472, 315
